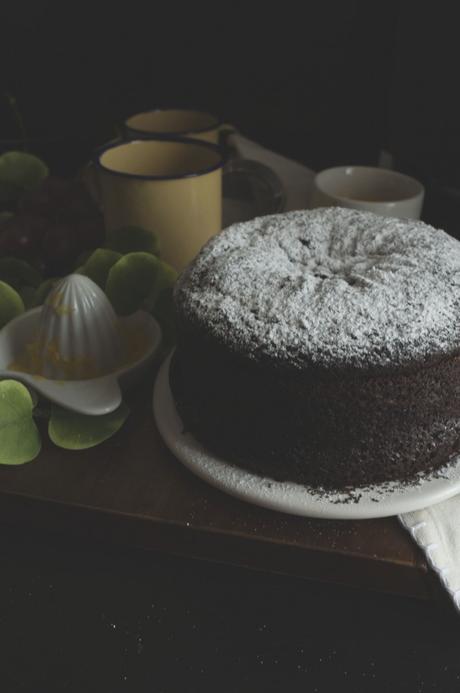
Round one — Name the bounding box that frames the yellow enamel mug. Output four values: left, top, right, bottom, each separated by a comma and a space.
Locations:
94, 138, 224, 271
124, 109, 232, 145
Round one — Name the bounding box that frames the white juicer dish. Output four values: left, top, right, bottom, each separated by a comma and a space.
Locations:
0, 274, 162, 415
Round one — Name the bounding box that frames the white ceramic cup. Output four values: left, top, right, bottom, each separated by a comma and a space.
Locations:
310, 165, 425, 219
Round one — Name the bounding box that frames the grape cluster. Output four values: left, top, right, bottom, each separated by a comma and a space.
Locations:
0, 177, 105, 276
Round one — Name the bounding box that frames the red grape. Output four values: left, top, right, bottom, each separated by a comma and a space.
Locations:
41, 222, 78, 275
74, 216, 106, 252
6, 176, 107, 275
0, 214, 49, 259
60, 181, 100, 220
19, 176, 74, 217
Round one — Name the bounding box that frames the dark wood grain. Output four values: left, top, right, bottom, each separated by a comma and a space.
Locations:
0, 370, 431, 599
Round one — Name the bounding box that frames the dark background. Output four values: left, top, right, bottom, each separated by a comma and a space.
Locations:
3, 2, 460, 690
3, 1, 460, 233
0, 1, 458, 173
2, 523, 460, 693
2, 0, 395, 166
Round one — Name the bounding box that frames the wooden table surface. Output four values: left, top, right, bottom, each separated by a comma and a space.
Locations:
0, 370, 434, 601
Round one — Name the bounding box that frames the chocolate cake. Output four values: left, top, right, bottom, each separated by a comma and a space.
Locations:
170, 207, 460, 491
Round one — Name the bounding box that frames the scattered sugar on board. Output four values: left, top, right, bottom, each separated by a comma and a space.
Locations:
176, 207, 460, 368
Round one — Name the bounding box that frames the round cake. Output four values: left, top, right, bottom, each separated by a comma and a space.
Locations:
170, 207, 460, 491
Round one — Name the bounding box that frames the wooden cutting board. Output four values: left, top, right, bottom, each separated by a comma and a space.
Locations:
0, 371, 435, 601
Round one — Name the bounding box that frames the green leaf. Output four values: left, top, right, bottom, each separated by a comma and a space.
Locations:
105, 226, 160, 256
48, 401, 129, 450
105, 252, 177, 315
0, 280, 24, 328
0, 182, 22, 204
144, 259, 177, 311
77, 248, 122, 289
0, 380, 41, 465
0, 257, 42, 290
0, 151, 49, 203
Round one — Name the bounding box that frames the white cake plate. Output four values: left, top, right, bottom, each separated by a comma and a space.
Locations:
153, 353, 460, 520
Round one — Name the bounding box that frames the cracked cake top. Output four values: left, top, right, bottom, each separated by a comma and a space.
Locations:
174, 207, 460, 369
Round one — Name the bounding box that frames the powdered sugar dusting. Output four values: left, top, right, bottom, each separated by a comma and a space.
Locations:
176, 208, 460, 368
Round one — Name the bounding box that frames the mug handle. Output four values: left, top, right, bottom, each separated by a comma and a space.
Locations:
219, 122, 237, 137
222, 158, 286, 218
218, 123, 238, 159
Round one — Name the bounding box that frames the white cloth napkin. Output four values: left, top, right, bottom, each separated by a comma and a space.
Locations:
400, 505, 460, 610
230, 132, 459, 612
